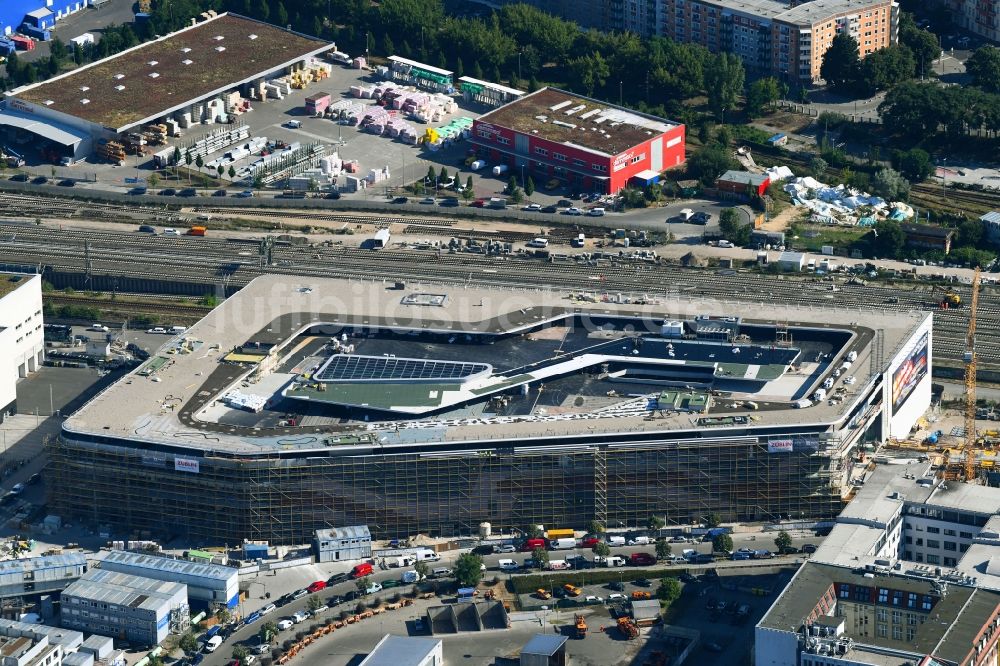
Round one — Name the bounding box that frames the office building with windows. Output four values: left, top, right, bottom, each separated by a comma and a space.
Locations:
0, 273, 44, 423
757, 461, 1000, 665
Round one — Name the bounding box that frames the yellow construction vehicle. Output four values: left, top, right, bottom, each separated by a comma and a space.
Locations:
617, 617, 639, 639
933, 285, 962, 308
575, 614, 588, 639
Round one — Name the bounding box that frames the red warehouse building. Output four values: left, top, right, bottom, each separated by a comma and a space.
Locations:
469, 87, 685, 195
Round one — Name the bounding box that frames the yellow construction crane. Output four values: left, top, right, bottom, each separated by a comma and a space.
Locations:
963, 267, 981, 482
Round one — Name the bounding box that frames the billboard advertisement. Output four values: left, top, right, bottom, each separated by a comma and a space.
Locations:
174, 457, 200, 474
892, 332, 929, 413
768, 439, 794, 453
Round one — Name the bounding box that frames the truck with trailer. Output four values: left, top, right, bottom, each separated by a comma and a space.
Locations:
19, 25, 50, 41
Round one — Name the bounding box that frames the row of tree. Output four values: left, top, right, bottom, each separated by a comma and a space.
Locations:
879, 81, 1000, 140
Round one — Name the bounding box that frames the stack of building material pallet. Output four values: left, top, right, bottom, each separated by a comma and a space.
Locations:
96, 140, 125, 164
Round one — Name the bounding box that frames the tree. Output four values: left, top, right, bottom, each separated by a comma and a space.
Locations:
524, 175, 535, 196
655, 540, 672, 560
900, 19, 941, 78
594, 542, 611, 559
705, 513, 723, 528
745, 77, 781, 118
809, 156, 828, 178
472, 60, 484, 80
656, 577, 682, 604
507, 175, 517, 195
306, 594, 323, 611
355, 576, 370, 594
872, 167, 910, 201
648, 515, 666, 532
687, 144, 736, 187
178, 633, 199, 653
774, 530, 793, 554
49, 38, 67, 65
195, 155, 204, 172
381, 33, 395, 57
872, 219, 906, 258
567, 51, 609, 96
859, 45, 916, 93
439, 166, 449, 183
216, 608, 232, 625
957, 219, 984, 247
252, 0, 269, 21
704, 52, 744, 120
275, 1, 288, 27
454, 553, 484, 586
587, 520, 605, 535
173, 146, 181, 166
228, 165, 236, 179
719, 208, 750, 246
461, 187, 474, 202
426, 165, 436, 184
232, 645, 250, 666
258, 621, 277, 646
414, 561, 430, 580
966, 46, 1000, 92
216, 165, 225, 178
510, 187, 524, 203
528, 76, 540, 92
532, 546, 549, 569
148, 173, 160, 190
712, 533, 734, 554
892, 148, 933, 182
820, 33, 861, 89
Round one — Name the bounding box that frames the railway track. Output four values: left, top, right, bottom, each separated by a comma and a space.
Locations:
2, 221, 996, 370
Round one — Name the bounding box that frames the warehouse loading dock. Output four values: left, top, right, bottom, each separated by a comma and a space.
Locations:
0, 107, 91, 162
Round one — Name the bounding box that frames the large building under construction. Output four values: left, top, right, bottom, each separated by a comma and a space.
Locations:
49, 276, 933, 544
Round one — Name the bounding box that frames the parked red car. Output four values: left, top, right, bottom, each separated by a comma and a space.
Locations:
581, 536, 601, 548
471, 199, 486, 208
307, 580, 327, 593
629, 552, 656, 566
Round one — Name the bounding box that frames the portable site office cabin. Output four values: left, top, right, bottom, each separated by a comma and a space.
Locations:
372, 228, 391, 249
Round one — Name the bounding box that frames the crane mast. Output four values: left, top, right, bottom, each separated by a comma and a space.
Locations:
964, 267, 981, 483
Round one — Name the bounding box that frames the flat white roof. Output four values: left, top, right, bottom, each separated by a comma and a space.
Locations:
458, 76, 525, 97
387, 56, 453, 77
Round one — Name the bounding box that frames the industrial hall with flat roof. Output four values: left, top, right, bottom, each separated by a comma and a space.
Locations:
0, 12, 331, 163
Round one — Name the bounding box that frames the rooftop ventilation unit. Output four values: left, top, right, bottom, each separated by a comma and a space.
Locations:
249, 34, 258, 40
214, 35, 224, 41
181, 47, 192, 53
115, 85, 125, 91
215, 46, 225, 52
565, 104, 586, 115
148, 60, 158, 66
580, 109, 602, 120
149, 72, 160, 78
114, 73, 125, 79
551, 120, 577, 129
182, 59, 193, 65
80, 86, 89, 92
44, 100, 53, 105
549, 100, 572, 112
80, 99, 90, 105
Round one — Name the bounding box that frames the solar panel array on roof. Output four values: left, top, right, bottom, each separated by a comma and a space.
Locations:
314, 355, 490, 383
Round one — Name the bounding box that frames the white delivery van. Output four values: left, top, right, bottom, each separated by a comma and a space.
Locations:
169, 326, 187, 334
470, 160, 486, 171
628, 536, 651, 546
813, 388, 827, 402
526, 238, 549, 248
203, 637, 223, 653
551, 538, 576, 550
285, 120, 302, 129
678, 208, 694, 221
416, 549, 440, 562
492, 164, 509, 176
547, 560, 570, 570
607, 535, 626, 547
498, 559, 518, 572
603, 556, 626, 567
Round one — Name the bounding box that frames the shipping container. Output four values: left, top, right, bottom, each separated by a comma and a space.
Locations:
188, 226, 207, 237
19, 25, 50, 41
10, 35, 34, 51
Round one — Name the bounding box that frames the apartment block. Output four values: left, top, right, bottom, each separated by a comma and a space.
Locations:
942, 0, 1000, 43
662, 0, 898, 82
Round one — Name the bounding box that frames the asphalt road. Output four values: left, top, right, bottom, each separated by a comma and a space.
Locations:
195, 530, 822, 666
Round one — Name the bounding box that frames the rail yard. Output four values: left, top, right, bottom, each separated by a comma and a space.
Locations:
0, 194, 996, 374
